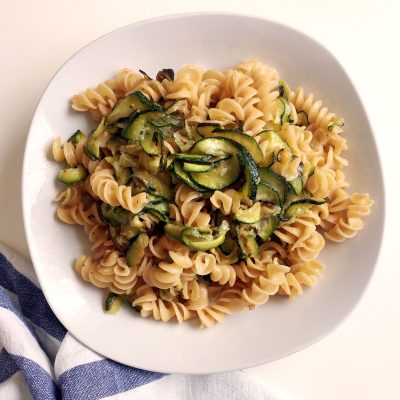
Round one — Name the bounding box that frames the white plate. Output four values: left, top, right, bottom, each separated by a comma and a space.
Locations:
22, 12, 384, 374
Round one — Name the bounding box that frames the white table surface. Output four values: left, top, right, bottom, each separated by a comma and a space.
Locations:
1, 0, 399, 398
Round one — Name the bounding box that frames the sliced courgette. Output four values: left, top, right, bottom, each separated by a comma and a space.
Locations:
135, 169, 171, 200
107, 91, 163, 124
287, 176, 303, 196
181, 220, 230, 251
67, 130, 85, 144
122, 110, 165, 141
328, 116, 345, 131
272, 97, 292, 125
197, 122, 221, 136
175, 153, 214, 164
107, 137, 128, 155
282, 198, 325, 221
172, 161, 209, 192
220, 231, 235, 255
258, 168, 288, 207
120, 224, 140, 240
58, 165, 88, 184
189, 138, 242, 190
126, 233, 149, 268
237, 225, 258, 259
165, 99, 187, 114
234, 202, 261, 224
108, 226, 130, 252
164, 223, 188, 241
256, 183, 280, 205
211, 129, 263, 163
237, 148, 259, 201
101, 204, 131, 226
257, 216, 277, 241
104, 293, 123, 314
296, 111, 309, 127
140, 130, 163, 157
183, 162, 212, 172
278, 80, 290, 100
257, 130, 290, 167
144, 201, 169, 222
84, 117, 108, 160
301, 162, 315, 186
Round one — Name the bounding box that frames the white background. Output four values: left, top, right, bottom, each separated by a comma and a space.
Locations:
0, 0, 398, 399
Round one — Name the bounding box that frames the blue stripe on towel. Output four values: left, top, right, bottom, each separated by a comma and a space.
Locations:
0, 253, 66, 341
3, 349, 61, 400
58, 359, 165, 400
0, 286, 39, 340
0, 349, 19, 384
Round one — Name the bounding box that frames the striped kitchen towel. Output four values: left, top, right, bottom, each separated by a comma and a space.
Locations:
0, 242, 283, 400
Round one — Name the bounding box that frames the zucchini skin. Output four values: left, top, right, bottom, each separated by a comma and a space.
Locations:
58, 165, 88, 184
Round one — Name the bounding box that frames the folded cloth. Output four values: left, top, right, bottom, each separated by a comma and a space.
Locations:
0, 242, 282, 400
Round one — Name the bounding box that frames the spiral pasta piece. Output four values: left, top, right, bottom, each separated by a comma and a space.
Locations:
71, 82, 117, 118
56, 202, 103, 226
289, 87, 336, 132
197, 287, 245, 328
75, 251, 138, 294
210, 189, 242, 215
241, 260, 290, 306
280, 261, 325, 299
90, 167, 148, 213
175, 184, 210, 227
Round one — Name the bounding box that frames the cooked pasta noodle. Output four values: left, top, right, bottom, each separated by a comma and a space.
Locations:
52, 60, 373, 327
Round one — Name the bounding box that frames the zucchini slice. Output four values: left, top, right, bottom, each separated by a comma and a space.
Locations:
278, 80, 290, 100
108, 226, 130, 252
328, 116, 345, 131
258, 167, 288, 206
135, 169, 171, 200
234, 202, 261, 224
67, 130, 85, 144
126, 233, 149, 268
302, 162, 315, 186
122, 110, 165, 140
272, 97, 293, 125
107, 91, 162, 124
183, 162, 212, 172
211, 129, 263, 163
181, 221, 230, 251
296, 111, 309, 127
144, 201, 169, 222
165, 99, 187, 114
256, 183, 280, 205
101, 204, 131, 226
220, 231, 236, 255
257, 130, 290, 167
140, 131, 163, 156
237, 148, 259, 201
175, 153, 214, 164
84, 118, 109, 160
172, 161, 209, 192
58, 165, 88, 184
287, 176, 303, 196
237, 225, 258, 259
104, 293, 123, 314
257, 215, 277, 241
282, 198, 325, 221
164, 223, 188, 241
197, 122, 221, 136
189, 138, 242, 190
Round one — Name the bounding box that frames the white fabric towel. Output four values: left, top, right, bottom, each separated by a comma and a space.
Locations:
0, 242, 283, 400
